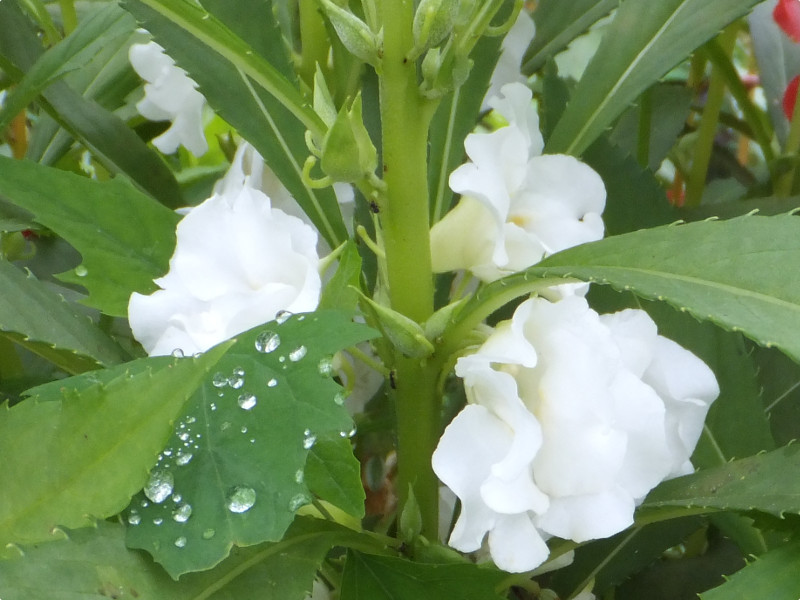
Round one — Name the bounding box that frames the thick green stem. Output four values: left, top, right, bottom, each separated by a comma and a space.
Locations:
378, 0, 438, 538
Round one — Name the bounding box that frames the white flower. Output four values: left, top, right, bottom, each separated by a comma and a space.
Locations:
483, 10, 536, 109
430, 83, 606, 283
432, 295, 719, 573
129, 41, 208, 156
128, 180, 321, 357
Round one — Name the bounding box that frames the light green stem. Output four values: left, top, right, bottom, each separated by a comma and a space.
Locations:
685, 28, 737, 208
378, 0, 438, 538
298, 0, 329, 89
58, 0, 77, 36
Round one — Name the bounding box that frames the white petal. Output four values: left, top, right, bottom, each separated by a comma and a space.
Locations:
430, 197, 496, 274
488, 512, 550, 573
536, 488, 635, 542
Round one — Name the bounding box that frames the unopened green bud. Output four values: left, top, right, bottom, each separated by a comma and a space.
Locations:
318, 0, 380, 68
358, 293, 435, 358
320, 93, 377, 183
413, 0, 460, 53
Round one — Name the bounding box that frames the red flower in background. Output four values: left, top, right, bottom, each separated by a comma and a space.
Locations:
783, 75, 800, 120
775, 0, 800, 42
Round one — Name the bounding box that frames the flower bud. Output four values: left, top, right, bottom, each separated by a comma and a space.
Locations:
413, 0, 460, 53
359, 293, 435, 358
320, 93, 378, 183
318, 0, 381, 68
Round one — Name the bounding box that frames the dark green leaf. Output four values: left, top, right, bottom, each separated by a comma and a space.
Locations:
126, 311, 376, 577
545, 0, 763, 156
340, 550, 507, 600
0, 156, 180, 316
0, 347, 227, 550
306, 436, 365, 518
0, 260, 126, 371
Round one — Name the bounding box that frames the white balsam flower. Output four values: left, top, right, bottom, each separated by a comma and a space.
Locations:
432, 295, 719, 573
128, 177, 321, 357
430, 82, 605, 283
129, 41, 208, 156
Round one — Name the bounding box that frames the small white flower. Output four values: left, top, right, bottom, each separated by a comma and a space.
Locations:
430, 83, 606, 283
128, 178, 321, 357
129, 41, 208, 156
432, 295, 719, 573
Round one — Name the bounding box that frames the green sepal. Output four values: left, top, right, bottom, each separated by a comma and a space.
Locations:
317, 0, 381, 68
412, 0, 460, 56
357, 292, 435, 358
320, 93, 378, 183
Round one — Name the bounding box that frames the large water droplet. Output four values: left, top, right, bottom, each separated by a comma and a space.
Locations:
318, 356, 334, 377
226, 486, 256, 513
255, 331, 281, 353
289, 493, 310, 511
176, 451, 193, 466
267, 378, 278, 388
128, 511, 141, 526
144, 469, 173, 504
289, 346, 307, 362
275, 310, 292, 324
302, 429, 316, 449
229, 367, 245, 389
202, 528, 216, 539
238, 393, 257, 410
212, 372, 228, 388
174, 536, 187, 548
172, 503, 192, 523
74, 265, 88, 277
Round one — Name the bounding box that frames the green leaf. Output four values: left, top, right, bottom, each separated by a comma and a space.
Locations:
0, 347, 227, 551
340, 551, 507, 600
0, 156, 180, 317
125, 311, 376, 578
0, 2, 183, 208
641, 444, 800, 518
306, 436, 366, 518
0, 517, 385, 600
428, 32, 503, 224
121, 0, 348, 247
700, 541, 800, 600
319, 242, 362, 312
523, 0, 618, 75
464, 215, 800, 364
0, 260, 126, 372
545, 0, 763, 156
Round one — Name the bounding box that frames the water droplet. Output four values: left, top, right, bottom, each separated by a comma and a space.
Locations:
74, 265, 88, 277
229, 367, 245, 389
179, 432, 190, 442
289, 346, 307, 362
267, 378, 278, 387
289, 493, 309, 511
144, 469, 173, 504
339, 427, 357, 439
171, 348, 185, 358
140, 500, 149, 508
195, 433, 202, 439
202, 528, 216, 539
295, 469, 304, 483
153, 517, 163, 525
255, 331, 281, 353
278, 355, 286, 363
212, 372, 228, 388
210, 403, 217, 411
250, 438, 256, 444
275, 310, 292, 324
226, 486, 256, 513
318, 356, 334, 377
128, 511, 141, 526
238, 393, 257, 410
163, 449, 173, 457
174, 536, 187, 548
172, 503, 192, 523
172, 494, 182, 503
185, 416, 197, 424
302, 429, 316, 449
240, 426, 248, 434
176, 451, 193, 466
334, 390, 347, 406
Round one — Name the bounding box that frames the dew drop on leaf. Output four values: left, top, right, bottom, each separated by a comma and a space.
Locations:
238, 393, 257, 410
163, 449, 173, 457
226, 486, 256, 513
185, 416, 197, 424
176, 451, 193, 466
212, 372, 228, 388
295, 469, 304, 484
289, 345, 307, 362
302, 429, 317, 449
202, 528, 215, 539
289, 493, 310, 511
153, 518, 163, 525
127, 511, 141, 526
172, 494, 182, 503
255, 331, 281, 353
318, 356, 334, 377
267, 378, 278, 388
241, 426, 248, 434
275, 310, 292, 324
210, 402, 217, 411
174, 536, 187, 548
172, 503, 192, 523
229, 367, 245, 389
74, 265, 88, 277
144, 469, 173, 504
334, 391, 347, 406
